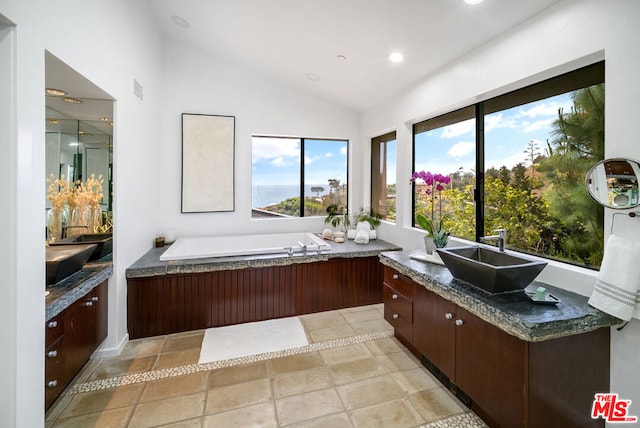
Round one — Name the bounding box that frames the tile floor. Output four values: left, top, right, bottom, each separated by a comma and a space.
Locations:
45, 304, 487, 428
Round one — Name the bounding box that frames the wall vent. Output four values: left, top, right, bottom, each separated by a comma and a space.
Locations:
132, 78, 143, 102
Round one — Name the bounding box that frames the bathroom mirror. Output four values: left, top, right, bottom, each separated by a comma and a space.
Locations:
585, 158, 640, 209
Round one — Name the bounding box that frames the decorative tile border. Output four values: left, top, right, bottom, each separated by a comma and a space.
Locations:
66, 329, 395, 395
422, 411, 488, 427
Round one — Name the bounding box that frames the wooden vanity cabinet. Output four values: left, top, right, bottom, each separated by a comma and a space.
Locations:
45, 281, 108, 410
384, 266, 608, 428
382, 268, 414, 343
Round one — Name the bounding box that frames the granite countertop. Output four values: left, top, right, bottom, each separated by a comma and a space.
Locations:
126, 239, 401, 279
46, 259, 113, 321
379, 249, 621, 342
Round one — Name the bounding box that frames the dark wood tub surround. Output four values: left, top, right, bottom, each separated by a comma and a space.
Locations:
126, 240, 400, 339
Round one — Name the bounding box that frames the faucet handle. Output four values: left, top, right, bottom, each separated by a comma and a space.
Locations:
494, 228, 506, 237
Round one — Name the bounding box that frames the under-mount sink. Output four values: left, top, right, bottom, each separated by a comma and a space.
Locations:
436, 245, 547, 293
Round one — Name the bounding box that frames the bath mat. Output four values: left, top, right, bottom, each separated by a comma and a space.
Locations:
198, 317, 309, 364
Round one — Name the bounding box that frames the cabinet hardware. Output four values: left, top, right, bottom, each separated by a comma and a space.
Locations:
84, 301, 93, 307
47, 321, 58, 328
393, 274, 399, 280
91, 296, 99, 302
445, 313, 453, 320
47, 350, 58, 358
47, 380, 57, 388
392, 294, 398, 300
455, 319, 464, 326
393, 313, 399, 319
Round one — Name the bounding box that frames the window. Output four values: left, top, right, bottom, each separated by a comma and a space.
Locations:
371, 131, 397, 221
252, 136, 348, 218
413, 61, 605, 268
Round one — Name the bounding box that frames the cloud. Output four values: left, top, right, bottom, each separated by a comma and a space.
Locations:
252, 137, 300, 164
447, 141, 475, 158
519, 101, 567, 118
524, 118, 554, 133
440, 119, 475, 139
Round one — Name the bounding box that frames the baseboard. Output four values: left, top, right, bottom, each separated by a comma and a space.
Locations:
91, 333, 129, 359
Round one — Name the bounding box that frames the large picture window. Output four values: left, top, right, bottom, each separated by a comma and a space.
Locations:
412, 61, 605, 268
371, 131, 397, 222
252, 136, 348, 218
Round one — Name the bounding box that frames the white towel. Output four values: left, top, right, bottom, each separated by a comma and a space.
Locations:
588, 234, 640, 321
347, 229, 377, 240
354, 222, 370, 245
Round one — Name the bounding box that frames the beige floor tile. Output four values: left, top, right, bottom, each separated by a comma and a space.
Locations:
208, 361, 267, 388
168, 329, 205, 338
140, 372, 209, 402
87, 356, 157, 381
408, 387, 467, 423
162, 332, 204, 353
154, 348, 200, 370
71, 357, 102, 383
391, 368, 440, 394
377, 351, 419, 373
119, 337, 166, 359
336, 375, 405, 410
276, 388, 345, 426
308, 324, 357, 342
349, 399, 425, 428
60, 383, 144, 418
129, 392, 206, 428
339, 305, 374, 313
319, 343, 371, 365
302, 312, 348, 331
268, 352, 324, 375
364, 337, 403, 356
45, 391, 74, 426
203, 402, 277, 428
53, 406, 133, 428
156, 417, 204, 427
350, 318, 393, 335
272, 367, 334, 399
329, 357, 387, 385
373, 303, 384, 313
286, 411, 353, 428
341, 307, 382, 324
205, 378, 272, 414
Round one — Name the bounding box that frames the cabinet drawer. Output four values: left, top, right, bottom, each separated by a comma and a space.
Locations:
45, 314, 64, 348
383, 284, 413, 340
44, 366, 67, 410
45, 337, 65, 374
383, 267, 415, 298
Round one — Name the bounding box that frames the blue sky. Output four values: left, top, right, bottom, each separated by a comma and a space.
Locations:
252, 137, 348, 186
414, 92, 573, 179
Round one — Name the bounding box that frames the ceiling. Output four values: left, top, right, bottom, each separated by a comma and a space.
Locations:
148, 0, 561, 111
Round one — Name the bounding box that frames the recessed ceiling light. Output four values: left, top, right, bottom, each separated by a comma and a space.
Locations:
171, 15, 190, 28
69, 142, 79, 147
306, 73, 320, 82
465, 0, 483, 4
63, 97, 83, 104
46, 88, 66, 96
100, 116, 111, 122
389, 52, 404, 63
337, 54, 347, 61
47, 118, 59, 124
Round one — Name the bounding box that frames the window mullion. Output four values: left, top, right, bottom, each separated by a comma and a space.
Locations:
300, 138, 305, 217
475, 103, 485, 242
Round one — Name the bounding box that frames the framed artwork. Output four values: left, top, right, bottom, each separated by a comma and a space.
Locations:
181, 113, 235, 213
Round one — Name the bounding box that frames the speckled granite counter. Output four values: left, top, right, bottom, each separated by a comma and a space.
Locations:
126, 239, 401, 279
379, 249, 621, 342
46, 260, 113, 321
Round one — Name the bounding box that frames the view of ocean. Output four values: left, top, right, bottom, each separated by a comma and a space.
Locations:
252, 184, 330, 208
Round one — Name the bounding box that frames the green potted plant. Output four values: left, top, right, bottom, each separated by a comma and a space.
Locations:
324, 204, 351, 232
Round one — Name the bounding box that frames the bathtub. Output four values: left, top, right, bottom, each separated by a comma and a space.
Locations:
159, 232, 331, 261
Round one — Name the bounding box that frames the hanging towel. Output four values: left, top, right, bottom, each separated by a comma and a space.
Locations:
588, 234, 640, 321
354, 221, 370, 245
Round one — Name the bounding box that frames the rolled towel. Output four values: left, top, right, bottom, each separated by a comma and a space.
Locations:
347, 229, 377, 240
588, 234, 640, 321
354, 222, 370, 245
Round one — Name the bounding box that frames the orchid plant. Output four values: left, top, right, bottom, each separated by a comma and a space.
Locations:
410, 170, 451, 248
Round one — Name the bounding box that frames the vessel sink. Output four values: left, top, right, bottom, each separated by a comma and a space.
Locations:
436, 246, 547, 293
46, 243, 97, 286
50, 233, 112, 260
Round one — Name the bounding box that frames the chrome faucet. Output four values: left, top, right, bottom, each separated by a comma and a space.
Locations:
480, 228, 506, 252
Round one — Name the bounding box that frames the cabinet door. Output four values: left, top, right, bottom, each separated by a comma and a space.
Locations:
413, 287, 457, 380
65, 288, 99, 380
455, 307, 527, 428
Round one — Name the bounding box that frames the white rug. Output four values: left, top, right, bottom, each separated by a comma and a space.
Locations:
198, 317, 309, 364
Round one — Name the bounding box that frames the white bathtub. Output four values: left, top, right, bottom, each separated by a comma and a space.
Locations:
159, 232, 331, 261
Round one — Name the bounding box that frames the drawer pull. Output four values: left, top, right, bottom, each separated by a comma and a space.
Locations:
84, 301, 94, 307
445, 313, 453, 320
47, 350, 58, 358
392, 294, 398, 300
392, 274, 399, 280
91, 296, 99, 302
392, 313, 399, 319
455, 319, 464, 326
47, 380, 58, 388
47, 321, 58, 329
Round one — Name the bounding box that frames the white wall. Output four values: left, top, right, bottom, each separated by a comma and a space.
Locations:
155, 40, 361, 238
362, 0, 640, 421
1, 0, 163, 426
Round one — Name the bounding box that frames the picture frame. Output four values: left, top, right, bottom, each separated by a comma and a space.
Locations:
181, 113, 235, 213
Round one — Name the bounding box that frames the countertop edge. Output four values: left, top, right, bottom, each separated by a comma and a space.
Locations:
378, 252, 620, 342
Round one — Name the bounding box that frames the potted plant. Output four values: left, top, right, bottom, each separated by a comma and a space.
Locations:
324, 204, 351, 232
410, 171, 451, 253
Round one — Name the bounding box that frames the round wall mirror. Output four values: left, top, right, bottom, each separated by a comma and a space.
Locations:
585, 158, 640, 209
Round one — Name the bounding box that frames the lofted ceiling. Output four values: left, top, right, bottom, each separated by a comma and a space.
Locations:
148, 0, 561, 111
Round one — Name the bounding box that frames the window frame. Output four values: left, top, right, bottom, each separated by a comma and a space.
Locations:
370, 131, 396, 222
